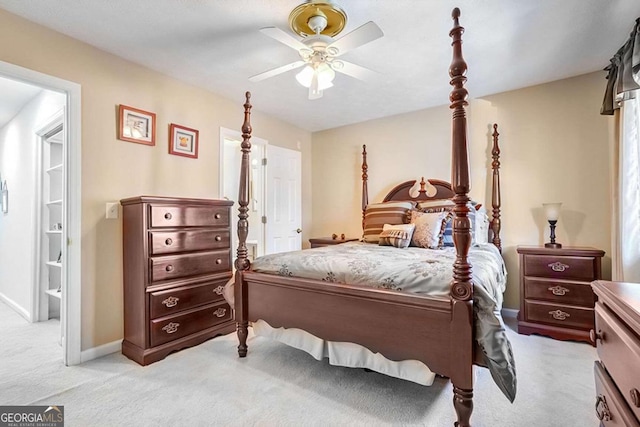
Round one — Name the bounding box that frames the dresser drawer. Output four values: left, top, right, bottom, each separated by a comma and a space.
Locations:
523, 254, 597, 281
595, 303, 640, 421
149, 229, 230, 255
150, 301, 232, 347
524, 278, 595, 307
149, 204, 230, 228
594, 362, 640, 426
149, 250, 231, 283
525, 300, 594, 330
149, 279, 229, 319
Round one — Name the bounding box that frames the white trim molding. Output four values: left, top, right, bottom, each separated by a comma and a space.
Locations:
0, 60, 82, 367
80, 340, 122, 363
0, 291, 31, 322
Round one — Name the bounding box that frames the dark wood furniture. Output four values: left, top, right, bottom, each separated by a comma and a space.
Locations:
234, 10, 504, 426
517, 246, 605, 344
120, 196, 235, 365
309, 237, 359, 248
591, 281, 640, 426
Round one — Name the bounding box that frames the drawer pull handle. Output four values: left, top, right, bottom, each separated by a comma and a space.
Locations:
631, 388, 640, 408
214, 213, 221, 219
547, 262, 569, 272
214, 308, 227, 318
162, 322, 180, 334
215, 235, 222, 242
549, 310, 570, 321
589, 329, 603, 345
216, 259, 222, 265
165, 238, 173, 246
165, 265, 174, 272
595, 394, 612, 421
164, 212, 172, 220
548, 285, 569, 296
214, 285, 224, 295
162, 296, 179, 308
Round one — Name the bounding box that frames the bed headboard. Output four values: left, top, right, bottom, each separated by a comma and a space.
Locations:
382, 177, 454, 202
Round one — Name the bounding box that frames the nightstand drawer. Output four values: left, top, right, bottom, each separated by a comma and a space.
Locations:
149, 279, 229, 319
594, 362, 640, 427
595, 303, 640, 421
525, 300, 594, 330
524, 278, 595, 307
149, 204, 230, 228
150, 301, 232, 347
149, 229, 230, 255
524, 254, 597, 281
149, 250, 231, 283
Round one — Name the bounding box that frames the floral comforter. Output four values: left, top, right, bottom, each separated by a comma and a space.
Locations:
251, 241, 517, 402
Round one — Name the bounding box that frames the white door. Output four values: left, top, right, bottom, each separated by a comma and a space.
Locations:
266, 145, 302, 254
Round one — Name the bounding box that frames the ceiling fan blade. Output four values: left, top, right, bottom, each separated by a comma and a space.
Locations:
326, 21, 383, 57
249, 60, 306, 82
259, 27, 308, 52
331, 60, 379, 81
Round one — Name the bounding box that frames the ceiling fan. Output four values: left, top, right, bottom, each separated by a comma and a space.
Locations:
249, 0, 384, 100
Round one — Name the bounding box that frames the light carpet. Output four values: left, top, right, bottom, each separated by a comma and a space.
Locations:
0, 301, 598, 426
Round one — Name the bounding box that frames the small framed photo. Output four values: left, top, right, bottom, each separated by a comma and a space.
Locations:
169, 123, 199, 159
118, 105, 156, 146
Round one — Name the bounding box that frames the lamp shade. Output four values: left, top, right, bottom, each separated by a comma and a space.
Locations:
543, 202, 562, 221
295, 63, 335, 90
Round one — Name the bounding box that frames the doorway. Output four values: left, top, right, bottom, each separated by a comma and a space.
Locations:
0, 60, 81, 365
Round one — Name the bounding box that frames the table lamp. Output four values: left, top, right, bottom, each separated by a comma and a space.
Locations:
543, 202, 562, 248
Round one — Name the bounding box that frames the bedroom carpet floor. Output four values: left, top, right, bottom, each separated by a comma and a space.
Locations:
0, 300, 598, 426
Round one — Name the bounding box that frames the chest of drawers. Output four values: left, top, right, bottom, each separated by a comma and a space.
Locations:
517, 246, 605, 344
120, 196, 235, 365
591, 281, 640, 426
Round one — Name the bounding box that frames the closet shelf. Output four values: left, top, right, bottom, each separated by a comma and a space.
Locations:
44, 289, 62, 299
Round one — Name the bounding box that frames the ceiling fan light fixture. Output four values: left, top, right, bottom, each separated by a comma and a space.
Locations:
295, 63, 335, 90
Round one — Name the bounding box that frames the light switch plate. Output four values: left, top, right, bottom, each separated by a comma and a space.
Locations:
106, 202, 119, 219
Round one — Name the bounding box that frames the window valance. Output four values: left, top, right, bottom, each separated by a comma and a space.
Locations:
602, 18, 640, 115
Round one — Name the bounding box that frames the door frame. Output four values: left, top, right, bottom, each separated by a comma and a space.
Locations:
0, 60, 82, 366
219, 126, 268, 258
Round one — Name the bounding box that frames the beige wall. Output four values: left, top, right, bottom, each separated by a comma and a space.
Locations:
312, 72, 614, 309
0, 10, 312, 349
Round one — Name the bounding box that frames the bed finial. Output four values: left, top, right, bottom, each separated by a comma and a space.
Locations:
419, 177, 427, 195
491, 124, 502, 252
362, 144, 369, 230
235, 91, 253, 358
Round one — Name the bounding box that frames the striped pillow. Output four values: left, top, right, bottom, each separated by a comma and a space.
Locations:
363, 201, 414, 243
379, 224, 415, 249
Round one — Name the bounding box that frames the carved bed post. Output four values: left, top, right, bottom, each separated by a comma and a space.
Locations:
449, 8, 474, 427
361, 144, 368, 230
491, 124, 502, 252
235, 91, 252, 358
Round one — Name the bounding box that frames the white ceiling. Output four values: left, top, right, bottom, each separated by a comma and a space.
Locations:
0, 77, 42, 129
1, 1, 638, 131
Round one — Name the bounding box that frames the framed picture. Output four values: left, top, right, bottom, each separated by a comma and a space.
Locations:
169, 123, 199, 159
118, 105, 156, 146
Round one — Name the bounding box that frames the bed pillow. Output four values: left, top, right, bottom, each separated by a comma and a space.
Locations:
378, 224, 416, 249
419, 201, 480, 247
417, 199, 455, 211
409, 210, 451, 249
363, 201, 414, 243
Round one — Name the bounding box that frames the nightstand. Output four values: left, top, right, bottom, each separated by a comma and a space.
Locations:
309, 237, 359, 248
517, 245, 605, 345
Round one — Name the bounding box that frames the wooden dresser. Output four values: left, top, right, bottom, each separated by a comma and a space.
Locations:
120, 196, 235, 365
517, 246, 605, 344
591, 280, 640, 426
309, 237, 359, 248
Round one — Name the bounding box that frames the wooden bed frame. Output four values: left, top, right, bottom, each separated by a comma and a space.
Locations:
233, 9, 502, 426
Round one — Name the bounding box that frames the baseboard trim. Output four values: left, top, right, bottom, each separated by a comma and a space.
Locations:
0, 291, 31, 322
501, 308, 518, 319
80, 339, 122, 363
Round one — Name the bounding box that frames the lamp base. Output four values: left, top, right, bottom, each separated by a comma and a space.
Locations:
545, 242, 562, 249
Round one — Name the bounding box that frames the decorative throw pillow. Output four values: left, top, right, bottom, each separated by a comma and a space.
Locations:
363, 201, 414, 243
419, 201, 480, 247
410, 210, 451, 249
378, 224, 416, 249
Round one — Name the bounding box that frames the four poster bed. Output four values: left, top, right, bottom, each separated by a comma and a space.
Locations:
231, 9, 515, 426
